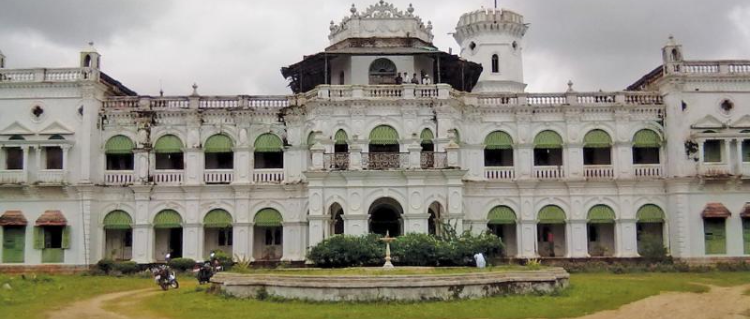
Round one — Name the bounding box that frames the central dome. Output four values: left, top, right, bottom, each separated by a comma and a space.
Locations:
328, 1, 434, 45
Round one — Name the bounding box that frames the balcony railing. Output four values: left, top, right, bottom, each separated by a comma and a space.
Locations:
253, 169, 284, 184
324, 153, 349, 170
584, 165, 614, 179
634, 164, 663, 178
534, 166, 565, 179
420, 152, 448, 169
103, 95, 290, 111
0, 67, 97, 83
363, 153, 409, 170
0, 170, 27, 184
485, 167, 515, 180
153, 170, 184, 185
698, 162, 732, 177
36, 170, 65, 184
104, 171, 135, 185
204, 169, 234, 184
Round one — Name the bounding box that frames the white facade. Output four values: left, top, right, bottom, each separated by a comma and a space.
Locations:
1, 2, 750, 267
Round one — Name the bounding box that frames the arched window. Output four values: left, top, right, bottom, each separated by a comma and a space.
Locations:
632, 129, 661, 165
154, 135, 184, 170
587, 205, 616, 257
420, 129, 435, 169
204, 134, 234, 170
104, 135, 134, 171
583, 129, 612, 165
491, 54, 499, 73
254, 133, 284, 169
368, 58, 397, 85
83, 54, 92, 67
484, 131, 514, 167
537, 205, 567, 257
44, 135, 65, 170
533, 130, 563, 166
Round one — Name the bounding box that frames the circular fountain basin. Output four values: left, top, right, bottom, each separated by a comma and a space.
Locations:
211, 267, 569, 302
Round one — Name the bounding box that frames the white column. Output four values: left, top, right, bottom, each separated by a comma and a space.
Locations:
281, 221, 306, 261
131, 186, 152, 263
349, 144, 362, 171
617, 219, 639, 257
184, 148, 203, 185
310, 144, 326, 171
518, 220, 538, 258
232, 223, 254, 262
407, 142, 421, 169
568, 220, 589, 258
307, 216, 327, 247
233, 146, 251, 185
567, 143, 584, 180
134, 149, 149, 184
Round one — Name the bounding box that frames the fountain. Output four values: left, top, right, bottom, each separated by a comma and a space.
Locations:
379, 231, 396, 269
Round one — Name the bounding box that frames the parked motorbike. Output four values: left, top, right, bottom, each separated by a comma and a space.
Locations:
152, 254, 179, 291
196, 252, 222, 284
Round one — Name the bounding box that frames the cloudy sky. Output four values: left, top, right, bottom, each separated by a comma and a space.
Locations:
1, 0, 749, 95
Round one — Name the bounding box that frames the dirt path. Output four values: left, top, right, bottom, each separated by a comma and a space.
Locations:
45, 288, 164, 319
568, 284, 750, 319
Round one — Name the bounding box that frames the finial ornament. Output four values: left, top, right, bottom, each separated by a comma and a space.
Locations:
350, 3, 357, 14
567, 80, 574, 92
191, 83, 199, 96
407, 3, 414, 14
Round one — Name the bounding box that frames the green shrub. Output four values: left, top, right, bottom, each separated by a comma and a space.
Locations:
211, 250, 234, 269
638, 233, 669, 263
96, 259, 115, 273
391, 233, 440, 266
307, 234, 383, 268
168, 258, 197, 271
112, 261, 139, 274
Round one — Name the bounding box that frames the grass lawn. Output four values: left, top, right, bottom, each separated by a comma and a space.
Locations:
0, 273, 152, 319
124, 271, 750, 319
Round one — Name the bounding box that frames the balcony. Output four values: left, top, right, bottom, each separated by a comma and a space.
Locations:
485, 167, 515, 180
634, 164, 663, 178
324, 153, 349, 171
36, 170, 65, 185
0, 170, 27, 185
420, 152, 447, 169
153, 170, 184, 185
584, 165, 614, 180
104, 171, 135, 186
204, 170, 234, 184
253, 169, 284, 184
534, 166, 565, 180
363, 153, 409, 170
698, 162, 732, 178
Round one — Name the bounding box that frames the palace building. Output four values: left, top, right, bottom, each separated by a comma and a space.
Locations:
1, 1, 749, 268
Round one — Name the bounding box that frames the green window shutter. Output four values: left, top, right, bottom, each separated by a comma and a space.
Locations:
334, 130, 348, 145
204, 134, 234, 153
254, 208, 283, 227
637, 204, 665, 223
204, 209, 233, 228
488, 206, 516, 225
484, 131, 513, 150
154, 135, 183, 154
583, 130, 613, 148
153, 210, 182, 229
420, 129, 434, 144
254, 133, 283, 153
33, 227, 44, 249
538, 205, 566, 224
704, 219, 727, 255
743, 219, 750, 255
633, 130, 661, 148
61, 226, 71, 249
534, 130, 563, 149
105, 135, 134, 155
588, 205, 616, 224
103, 210, 133, 230
369, 125, 399, 145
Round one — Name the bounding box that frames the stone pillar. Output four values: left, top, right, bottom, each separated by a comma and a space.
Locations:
232, 222, 253, 262
281, 221, 306, 261
184, 148, 203, 185
131, 185, 153, 263
349, 144, 362, 171
516, 144, 533, 180
183, 223, 202, 260
233, 146, 251, 185
667, 180, 690, 258
133, 149, 149, 184
567, 143, 584, 180
402, 84, 416, 99
446, 142, 460, 168
518, 220, 538, 258
407, 142, 421, 169
617, 219, 639, 257
568, 220, 589, 258
307, 216, 328, 248
310, 143, 326, 171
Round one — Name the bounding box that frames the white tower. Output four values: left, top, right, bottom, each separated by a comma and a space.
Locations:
80, 42, 101, 69
454, 8, 528, 93
662, 35, 684, 74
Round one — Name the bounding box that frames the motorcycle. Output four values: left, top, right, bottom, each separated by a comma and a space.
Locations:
196, 252, 222, 284
152, 254, 179, 291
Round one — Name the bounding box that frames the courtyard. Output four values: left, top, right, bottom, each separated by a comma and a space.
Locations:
2, 270, 750, 319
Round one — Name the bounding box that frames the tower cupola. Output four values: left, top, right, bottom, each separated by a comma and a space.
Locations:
662, 35, 684, 74
80, 42, 101, 69
454, 8, 528, 93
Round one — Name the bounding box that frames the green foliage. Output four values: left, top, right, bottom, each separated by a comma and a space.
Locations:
390, 233, 440, 266
638, 233, 670, 263
232, 254, 252, 273
307, 234, 384, 268
112, 261, 140, 274
211, 250, 234, 269
96, 259, 115, 273
168, 258, 197, 272
525, 259, 542, 270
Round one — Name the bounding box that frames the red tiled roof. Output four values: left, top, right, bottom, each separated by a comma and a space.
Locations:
0, 211, 28, 226
36, 210, 67, 226
702, 203, 731, 219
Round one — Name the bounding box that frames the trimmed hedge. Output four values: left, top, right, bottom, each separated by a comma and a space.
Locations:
168, 258, 197, 271
307, 231, 504, 268
95, 259, 140, 275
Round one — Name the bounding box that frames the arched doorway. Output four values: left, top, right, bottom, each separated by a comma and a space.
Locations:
369, 198, 403, 237
636, 204, 666, 255
153, 209, 182, 261
330, 203, 345, 236
253, 208, 283, 261
587, 205, 616, 257
537, 205, 567, 258
487, 206, 517, 257
103, 210, 133, 261
427, 202, 443, 236
203, 209, 233, 259
369, 58, 397, 85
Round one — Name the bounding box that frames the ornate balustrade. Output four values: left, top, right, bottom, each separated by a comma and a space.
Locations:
0, 170, 27, 184
533, 166, 565, 179
204, 170, 234, 184
698, 162, 733, 177
473, 91, 663, 107
420, 152, 447, 169
0, 67, 98, 83
485, 167, 515, 180
584, 165, 614, 179
363, 153, 409, 170
253, 169, 284, 184
634, 164, 663, 178
153, 170, 184, 185
323, 153, 350, 170
678, 60, 750, 75
102, 96, 291, 111
104, 171, 135, 185
36, 170, 65, 184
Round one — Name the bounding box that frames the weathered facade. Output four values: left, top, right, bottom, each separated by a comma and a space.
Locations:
1, 2, 750, 267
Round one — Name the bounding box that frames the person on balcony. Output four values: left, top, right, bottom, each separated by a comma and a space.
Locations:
422, 74, 432, 85
403, 72, 411, 84
395, 72, 403, 85
411, 73, 420, 84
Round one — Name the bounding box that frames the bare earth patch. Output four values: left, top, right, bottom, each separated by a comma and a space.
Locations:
567, 284, 750, 319
44, 288, 164, 319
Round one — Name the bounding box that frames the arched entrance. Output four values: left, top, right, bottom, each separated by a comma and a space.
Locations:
253, 208, 283, 261
153, 209, 183, 261
369, 198, 403, 237
427, 202, 443, 236
103, 210, 133, 261
329, 203, 344, 236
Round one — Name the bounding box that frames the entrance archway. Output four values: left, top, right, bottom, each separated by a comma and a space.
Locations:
329, 203, 344, 236
369, 198, 403, 237
428, 202, 443, 236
